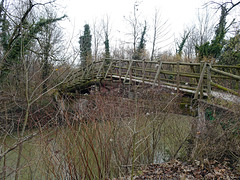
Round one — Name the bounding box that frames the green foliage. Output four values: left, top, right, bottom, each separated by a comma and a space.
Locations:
0, 12, 9, 50
0, 14, 66, 82
218, 32, 240, 65
196, 5, 227, 61
176, 31, 190, 57
79, 24, 92, 66
195, 41, 211, 60
104, 34, 110, 62
133, 21, 147, 60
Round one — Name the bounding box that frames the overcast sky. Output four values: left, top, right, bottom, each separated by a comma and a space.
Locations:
57, 0, 221, 53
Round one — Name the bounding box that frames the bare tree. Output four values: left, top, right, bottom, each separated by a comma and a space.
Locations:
206, 0, 240, 35
207, 0, 240, 14
124, 1, 142, 56
150, 8, 171, 61
176, 7, 215, 60
0, 1, 71, 179
92, 18, 102, 61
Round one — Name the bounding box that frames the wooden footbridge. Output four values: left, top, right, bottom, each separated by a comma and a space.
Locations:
59, 58, 240, 103
57, 58, 240, 136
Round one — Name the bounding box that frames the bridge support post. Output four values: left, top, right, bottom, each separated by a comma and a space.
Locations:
197, 100, 206, 137
191, 99, 207, 140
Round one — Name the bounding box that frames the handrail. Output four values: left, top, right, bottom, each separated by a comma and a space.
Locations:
60, 58, 240, 98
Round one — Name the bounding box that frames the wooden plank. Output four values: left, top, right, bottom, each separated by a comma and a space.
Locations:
212, 64, 240, 69
142, 60, 146, 84
104, 61, 113, 79
152, 61, 162, 88
210, 67, 240, 80
194, 62, 207, 99
200, 62, 204, 99
118, 59, 122, 82
97, 60, 105, 78
207, 64, 212, 98
211, 81, 239, 96
123, 60, 133, 83
176, 61, 180, 93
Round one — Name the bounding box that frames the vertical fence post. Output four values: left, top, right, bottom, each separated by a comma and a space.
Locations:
200, 61, 204, 99
104, 60, 113, 79
177, 61, 180, 93
194, 62, 207, 100
123, 60, 133, 84
130, 60, 133, 85
119, 59, 122, 82
153, 60, 162, 88
142, 59, 145, 85
97, 58, 105, 78
110, 59, 113, 80
207, 63, 212, 98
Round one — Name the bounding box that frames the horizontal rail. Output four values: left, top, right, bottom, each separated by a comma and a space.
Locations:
61, 58, 240, 99
210, 67, 240, 80
211, 81, 239, 95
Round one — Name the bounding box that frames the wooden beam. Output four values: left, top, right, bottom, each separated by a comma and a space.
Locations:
152, 61, 162, 88
211, 81, 239, 96
104, 61, 113, 79
207, 64, 212, 98
176, 61, 180, 93
97, 60, 105, 78
211, 67, 240, 80
123, 60, 133, 83
194, 62, 207, 99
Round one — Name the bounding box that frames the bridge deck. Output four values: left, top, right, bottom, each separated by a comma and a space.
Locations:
111, 75, 240, 104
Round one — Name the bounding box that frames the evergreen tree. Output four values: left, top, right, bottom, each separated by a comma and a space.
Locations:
79, 24, 92, 66
133, 21, 147, 60
104, 35, 110, 64
219, 32, 240, 65
0, 0, 9, 51
104, 35, 110, 59
195, 5, 227, 61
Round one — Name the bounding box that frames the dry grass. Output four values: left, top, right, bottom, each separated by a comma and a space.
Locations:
1, 85, 239, 179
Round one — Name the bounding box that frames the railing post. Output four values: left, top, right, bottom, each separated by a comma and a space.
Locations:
194, 62, 207, 100
97, 59, 106, 78
153, 60, 162, 88
119, 59, 122, 82
207, 63, 212, 98
200, 61, 204, 99
123, 60, 133, 84
142, 59, 145, 85
176, 61, 180, 93
104, 60, 113, 79
130, 60, 133, 84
